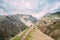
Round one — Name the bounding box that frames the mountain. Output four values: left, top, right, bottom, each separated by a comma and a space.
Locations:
44, 12, 60, 19
36, 12, 60, 40
0, 15, 28, 40
19, 14, 38, 27
0, 14, 38, 40
9, 14, 38, 27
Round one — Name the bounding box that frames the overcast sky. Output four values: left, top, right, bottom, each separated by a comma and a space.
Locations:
0, 0, 60, 19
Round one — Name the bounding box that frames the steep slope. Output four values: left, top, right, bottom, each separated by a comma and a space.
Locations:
0, 15, 27, 40
10, 26, 54, 40
9, 14, 38, 27
36, 12, 60, 40
0, 14, 37, 40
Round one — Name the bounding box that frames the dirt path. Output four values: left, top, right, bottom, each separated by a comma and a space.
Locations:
10, 25, 54, 40
20, 26, 34, 40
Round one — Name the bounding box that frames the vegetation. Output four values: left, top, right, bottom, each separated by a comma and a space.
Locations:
0, 12, 60, 40
10, 27, 53, 40
36, 12, 60, 40
0, 15, 27, 40
10, 12, 60, 40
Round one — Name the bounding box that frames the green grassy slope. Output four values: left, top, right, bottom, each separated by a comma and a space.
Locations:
0, 15, 28, 40
10, 29, 28, 40
10, 27, 54, 40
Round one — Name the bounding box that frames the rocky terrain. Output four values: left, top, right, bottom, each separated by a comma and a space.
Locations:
0, 12, 60, 40
36, 12, 60, 40
0, 15, 27, 40
7, 14, 37, 27
0, 14, 37, 40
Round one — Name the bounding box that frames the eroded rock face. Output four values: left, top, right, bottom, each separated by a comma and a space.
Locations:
36, 18, 60, 40
36, 12, 60, 40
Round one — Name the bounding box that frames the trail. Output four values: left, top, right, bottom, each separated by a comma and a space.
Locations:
20, 26, 34, 40
10, 25, 54, 40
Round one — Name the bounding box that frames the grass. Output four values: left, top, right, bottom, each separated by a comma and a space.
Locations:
10, 28, 28, 40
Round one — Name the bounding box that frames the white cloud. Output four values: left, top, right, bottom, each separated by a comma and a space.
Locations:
0, 0, 60, 19
48, 2, 60, 13
7, 0, 39, 10
31, 2, 60, 19
0, 9, 8, 15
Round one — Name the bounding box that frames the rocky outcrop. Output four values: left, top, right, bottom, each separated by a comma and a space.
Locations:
36, 12, 60, 40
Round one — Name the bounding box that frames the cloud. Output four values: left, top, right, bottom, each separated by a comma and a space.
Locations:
48, 2, 60, 13
1, 0, 44, 14
31, 2, 60, 19
3, 0, 40, 11
0, 0, 60, 19
0, 9, 8, 15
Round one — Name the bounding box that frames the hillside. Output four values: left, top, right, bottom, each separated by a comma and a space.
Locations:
10, 12, 60, 40
0, 14, 37, 40
10, 26, 54, 40
0, 15, 27, 40
1, 12, 60, 40
44, 12, 60, 19
36, 12, 60, 40
10, 14, 38, 27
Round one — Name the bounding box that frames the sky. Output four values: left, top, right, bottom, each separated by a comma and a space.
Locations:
0, 0, 60, 19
